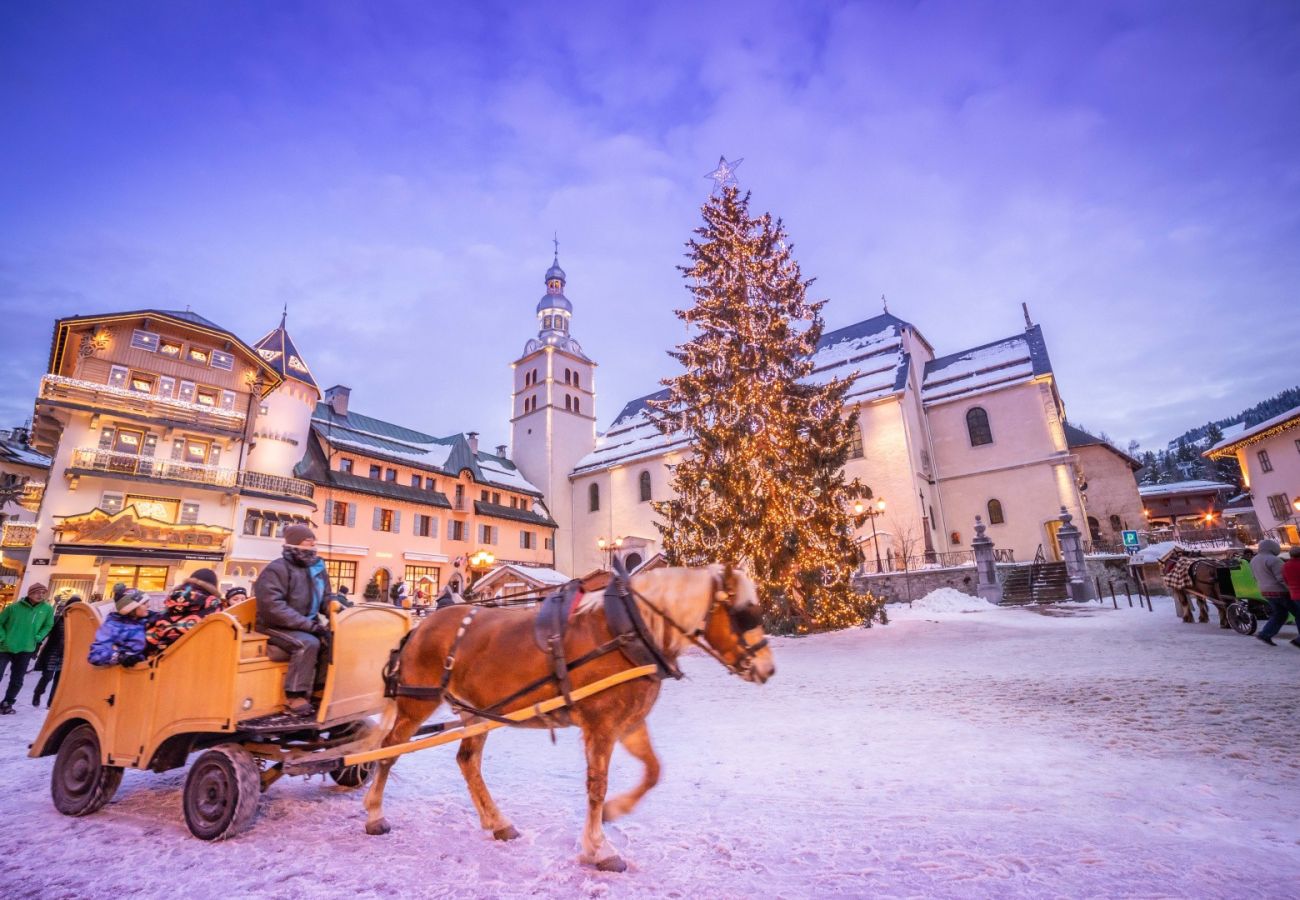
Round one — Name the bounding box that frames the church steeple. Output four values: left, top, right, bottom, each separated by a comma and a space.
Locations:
524, 238, 588, 360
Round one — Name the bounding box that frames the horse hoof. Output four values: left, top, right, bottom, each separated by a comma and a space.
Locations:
596, 855, 627, 873
493, 825, 520, 841
365, 819, 391, 836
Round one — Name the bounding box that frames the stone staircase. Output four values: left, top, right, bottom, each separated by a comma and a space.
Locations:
1000, 561, 1070, 604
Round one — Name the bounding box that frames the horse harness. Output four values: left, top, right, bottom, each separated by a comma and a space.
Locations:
383, 563, 765, 729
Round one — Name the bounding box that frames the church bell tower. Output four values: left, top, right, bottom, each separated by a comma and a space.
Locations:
509, 243, 596, 575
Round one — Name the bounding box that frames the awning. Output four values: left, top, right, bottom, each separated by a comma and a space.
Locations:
51, 544, 226, 562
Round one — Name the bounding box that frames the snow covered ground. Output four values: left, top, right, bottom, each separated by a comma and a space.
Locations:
2, 595, 1298, 899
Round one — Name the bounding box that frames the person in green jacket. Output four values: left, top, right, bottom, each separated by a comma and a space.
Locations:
0, 582, 54, 714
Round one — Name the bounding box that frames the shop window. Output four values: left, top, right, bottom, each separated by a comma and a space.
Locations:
404, 565, 439, 599
130, 329, 159, 352
326, 559, 357, 593
987, 499, 1005, 525
108, 563, 168, 591
966, 407, 993, 446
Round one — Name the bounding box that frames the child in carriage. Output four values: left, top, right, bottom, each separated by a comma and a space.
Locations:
88, 589, 154, 668
145, 568, 225, 656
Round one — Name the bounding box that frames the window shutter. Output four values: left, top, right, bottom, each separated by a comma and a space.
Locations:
208, 444, 221, 466
324, 500, 334, 522
347, 503, 356, 527
519, 530, 526, 549
372, 507, 382, 531
492, 526, 499, 545
430, 517, 439, 539
392, 510, 401, 532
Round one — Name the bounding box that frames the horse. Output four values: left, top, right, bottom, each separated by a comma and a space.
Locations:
1161, 549, 1230, 628
362, 563, 775, 872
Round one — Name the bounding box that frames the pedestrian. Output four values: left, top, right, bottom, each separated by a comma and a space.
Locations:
392, 581, 409, 608
0, 582, 54, 714
253, 524, 331, 716
1280, 546, 1300, 649
1250, 539, 1297, 646
145, 568, 224, 655
31, 595, 83, 707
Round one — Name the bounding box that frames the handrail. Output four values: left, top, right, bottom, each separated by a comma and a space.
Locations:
40, 374, 246, 429
69, 448, 314, 499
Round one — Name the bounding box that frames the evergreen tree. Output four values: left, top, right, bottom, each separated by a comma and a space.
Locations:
648, 186, 878, 633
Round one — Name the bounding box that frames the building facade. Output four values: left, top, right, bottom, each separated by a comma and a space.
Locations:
0, 426, 52, 604
1206, 404, 1300, 544
1065, 423, 1143, 545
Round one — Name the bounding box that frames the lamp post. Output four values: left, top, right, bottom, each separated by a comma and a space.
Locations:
467, 549, 495, 587
854, 498, 886, 572
596, 536, 623, 570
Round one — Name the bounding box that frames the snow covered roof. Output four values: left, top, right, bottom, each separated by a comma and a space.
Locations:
1137, 480, 1234, 498
921, 325, 1052, 405
311, 403, 543, 496
1205, 403, 1300, 458
577, 313, 914, 475
1064, 423, 1141, 470
474, 564, 572, 592
0, 435, 52, 469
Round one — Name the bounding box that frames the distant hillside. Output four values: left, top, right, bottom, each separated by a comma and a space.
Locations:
1167, 385, 1300, 449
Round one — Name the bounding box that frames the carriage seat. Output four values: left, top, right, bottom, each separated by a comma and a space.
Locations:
266, 644, 291, 663
533, 581, 584, 653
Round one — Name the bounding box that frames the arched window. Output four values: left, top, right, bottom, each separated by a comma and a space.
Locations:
564, 368, 571, 384
564, 395, 572, 411
589, 483, 600, 512
987, 499, 1005, 525
638, 470, 652, 502
572, 371, 579, 389
1087, 516, 1102, 542
624, 552, 643, 571
1109, 514, 1122, 533
573, 397, 580, 414
966, 407, 993, 446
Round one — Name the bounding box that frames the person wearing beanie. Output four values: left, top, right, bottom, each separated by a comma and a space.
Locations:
32, 595, 83, 707
1251, 539, 1295, 646
0, 582, 54, 714
225, 586, 249, 606
253, 523, 332, 716
145, 567, 224, 655
89, 589, 154, 668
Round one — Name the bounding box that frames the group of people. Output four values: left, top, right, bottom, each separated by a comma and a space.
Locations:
1249, 538, 1300, 647
0, 523, 342, 719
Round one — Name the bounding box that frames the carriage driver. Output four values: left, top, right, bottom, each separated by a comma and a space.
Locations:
253, 524, 332, 716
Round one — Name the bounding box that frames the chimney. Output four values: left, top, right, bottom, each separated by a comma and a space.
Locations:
466, 431, 479, 454
324, 385, 350, 417
495, 444, 508, 458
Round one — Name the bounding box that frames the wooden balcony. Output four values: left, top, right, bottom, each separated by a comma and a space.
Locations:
40, 375, 246, 434
68, 448, 313, 500
1, 523, 36, 548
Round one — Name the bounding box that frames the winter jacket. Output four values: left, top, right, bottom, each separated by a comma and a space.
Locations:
145, 586, 223, 654
1250, 540, 1288, 596
34, 603, 76, 672
1283, 557, 1300, 601
254, 554, 330, 633
89, 612, 150, 667
0, 597, 55, 654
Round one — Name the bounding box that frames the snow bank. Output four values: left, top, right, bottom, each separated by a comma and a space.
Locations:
891, 587, 994, 619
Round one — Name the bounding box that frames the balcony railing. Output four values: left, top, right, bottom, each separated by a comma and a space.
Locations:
19, 482, 44, 511
68, 448, 314, 499
41, 375, 246, 432
238, 470, 314, 499
1, 523, 36, 548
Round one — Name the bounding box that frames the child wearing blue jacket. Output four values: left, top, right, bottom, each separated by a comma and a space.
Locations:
89, 589, 153, 667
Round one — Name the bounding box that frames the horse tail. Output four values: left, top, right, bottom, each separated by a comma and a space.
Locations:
368, 697, 399, 748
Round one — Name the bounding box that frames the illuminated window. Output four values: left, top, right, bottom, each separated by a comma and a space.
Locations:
187, 346, 210, 365
331, 501, 350, 526
195, 387, 218, 407
159, 339, 182, 357
183, 439, 212, 465
107, 563, 168, 591
125, 494, 178, 522
130, 373, 154, 394
100, 492, 124, 515
377, 508, 396, 532
966, 407, 993, 446
130, 330, 159, 352
108, 365, 129, 389
326, 559, 357, 593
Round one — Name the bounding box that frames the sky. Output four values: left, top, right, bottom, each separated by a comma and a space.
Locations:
1, 0, 1298, 453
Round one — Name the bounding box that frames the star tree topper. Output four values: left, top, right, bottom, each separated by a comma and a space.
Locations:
705, 155, 743, 193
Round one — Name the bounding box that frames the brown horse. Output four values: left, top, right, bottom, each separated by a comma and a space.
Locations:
1161, 550, 1230, 628
362, 564, 775, 871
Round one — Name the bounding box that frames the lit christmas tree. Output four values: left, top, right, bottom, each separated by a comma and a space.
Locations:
649, 184, 881, 633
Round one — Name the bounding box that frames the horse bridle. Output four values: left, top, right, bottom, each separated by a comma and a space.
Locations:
622, 565, 769, 678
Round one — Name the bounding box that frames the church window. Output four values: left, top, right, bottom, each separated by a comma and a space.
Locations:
639, 471, 652, 502
573, 397, 580, 414
966, 407, 993, 446
564, 395, 571, 411
564, 368, 571, 384
848, 426, 863, 459
987, 499, 1004, 525
1109, 514, 1122, 532
589, 483, 600, 512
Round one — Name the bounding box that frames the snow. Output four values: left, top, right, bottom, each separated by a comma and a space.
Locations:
1137, 480, 1234, 498
326, 434, 456, 470
476, 458, 543, 495
892, 587, 996, 617
4, 599, 1299, 898
1129, 541, 1186, 564
1207, 403, 1300, 454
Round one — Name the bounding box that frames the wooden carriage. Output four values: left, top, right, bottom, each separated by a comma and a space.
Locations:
29, 598, 410, 839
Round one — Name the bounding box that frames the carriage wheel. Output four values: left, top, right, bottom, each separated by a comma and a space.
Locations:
329, 761, 376, 789
1226, 602, 1257, 636
183, 745, 261, 840
51, 723, 124, 816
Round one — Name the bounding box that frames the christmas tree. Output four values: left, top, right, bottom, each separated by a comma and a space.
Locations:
649, 185, 880, 633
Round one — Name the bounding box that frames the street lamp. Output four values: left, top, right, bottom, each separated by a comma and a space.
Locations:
596, 536, 623, 570
855, 498, 886, 572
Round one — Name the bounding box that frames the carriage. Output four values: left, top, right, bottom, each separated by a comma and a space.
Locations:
29, 597, 410, 839
1162, 550, 1270, 635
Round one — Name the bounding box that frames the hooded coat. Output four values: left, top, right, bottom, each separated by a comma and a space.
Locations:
145, 580, 224, 654
0, 596, 54, 654
1249, 539, 1288, 596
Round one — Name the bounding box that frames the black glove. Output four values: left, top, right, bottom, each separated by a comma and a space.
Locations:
311, 622, 329, 638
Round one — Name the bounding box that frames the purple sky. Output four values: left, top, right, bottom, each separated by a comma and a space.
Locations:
2, 1, 1298, 453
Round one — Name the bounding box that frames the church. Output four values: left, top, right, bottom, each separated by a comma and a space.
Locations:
509, 253, 1116, 579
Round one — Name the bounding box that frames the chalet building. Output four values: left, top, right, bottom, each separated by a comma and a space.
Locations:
296, 385, 556, 600
1136, 480, 1236, 532
1206, 404, 1300, 544
0, 426, 52, 604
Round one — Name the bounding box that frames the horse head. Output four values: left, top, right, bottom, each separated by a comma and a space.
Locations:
698, 565, 775, 684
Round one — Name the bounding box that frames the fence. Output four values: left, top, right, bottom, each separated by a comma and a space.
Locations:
859, 548, 1015, 576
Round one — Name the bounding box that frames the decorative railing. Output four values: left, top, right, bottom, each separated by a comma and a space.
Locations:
858, 548, 1015, 576
69, 449, 313, 499
1, 523, 37, 548
1082, 540, 1127, 555
238, 470, 314, 499
41, 375, 246, 431
19, 482, 44, 511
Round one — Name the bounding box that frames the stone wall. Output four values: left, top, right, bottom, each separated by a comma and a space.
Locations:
853, 565, 980, 604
